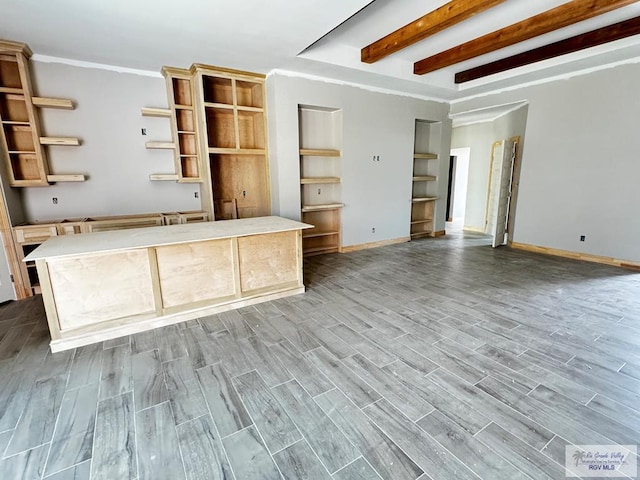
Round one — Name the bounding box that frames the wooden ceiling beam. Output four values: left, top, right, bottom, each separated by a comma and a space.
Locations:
455, 16, 640, 83
361, 0, 508, 64
414, 0, 639, 75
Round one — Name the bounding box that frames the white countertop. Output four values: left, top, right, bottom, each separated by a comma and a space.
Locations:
25, 216, 312, 261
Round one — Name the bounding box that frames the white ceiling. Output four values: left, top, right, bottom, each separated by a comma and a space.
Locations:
2, 0, 640, 102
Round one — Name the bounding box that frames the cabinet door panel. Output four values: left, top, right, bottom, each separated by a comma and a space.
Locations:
48, 249, 155, 330
238, 232, 298, 293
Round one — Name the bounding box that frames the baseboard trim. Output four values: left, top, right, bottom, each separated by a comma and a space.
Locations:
433, 230, 446, 237
463, 226, 485, 233
510, 242, 640, 269
341, 237, 410, 253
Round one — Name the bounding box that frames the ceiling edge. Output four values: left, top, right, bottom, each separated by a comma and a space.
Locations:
31, 54, 163, 78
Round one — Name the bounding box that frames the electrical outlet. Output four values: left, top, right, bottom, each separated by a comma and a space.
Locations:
141, 128, 147, 136
194, 192, 199, 198
52, 197, 58, 205
580, 235, 586, 242
371, 227, 376, 233
317, 188, 321, 195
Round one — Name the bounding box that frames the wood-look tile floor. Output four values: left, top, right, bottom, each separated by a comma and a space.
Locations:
1, 232, 639, 479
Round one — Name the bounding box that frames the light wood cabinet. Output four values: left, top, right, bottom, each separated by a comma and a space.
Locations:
0, 40, 83, 187
13, 210, 209, 296
194, 65, 270, 220
410, 120, 440, 239
144, 64, 271, 221
298, 106, 343, 255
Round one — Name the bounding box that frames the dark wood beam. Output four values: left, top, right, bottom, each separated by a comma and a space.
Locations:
361, 0, 507, 64
414, 0, 639, 75
455, 16, 640, 83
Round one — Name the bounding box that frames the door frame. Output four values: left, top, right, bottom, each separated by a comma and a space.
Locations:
484, 136, 522, 245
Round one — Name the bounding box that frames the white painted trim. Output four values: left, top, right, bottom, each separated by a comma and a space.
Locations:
453, 54, 640, 104
31, 54, 162, 78
268, 69, 449, 104
451, 101, 529, 128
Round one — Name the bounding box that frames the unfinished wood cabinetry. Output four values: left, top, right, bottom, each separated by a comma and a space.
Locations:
0, 40, 83, 187
143, 68, 202, 182
411, 119, 440, 239
194, 65, 269, 220
13, 210, 209, 296
298, 105, 343, 255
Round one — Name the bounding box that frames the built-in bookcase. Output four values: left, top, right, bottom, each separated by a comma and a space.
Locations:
298, 105, 343, 255
411, 119, 440, 239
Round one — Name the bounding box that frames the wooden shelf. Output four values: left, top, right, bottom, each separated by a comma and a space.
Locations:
303, 246, 339, 255
40, 136, 80, 146
0, 86, 23, 94
1, 120, 30, 126
208, 148, 265, 155
299, 148, 341, 157
411, 219, 433, 225
300, 177, 340, 184
411, 197, 438, 203
145, 141, 176, 150
32, 97, 74, 110
414, 152, 438, 159
301, 203, 344, 212
141, 107, 171, 117
47, 174, 86, 182
413, 175, 437, 182
203, 102, 234, 110
303, 231, 340, 239
149, 174, 179, 181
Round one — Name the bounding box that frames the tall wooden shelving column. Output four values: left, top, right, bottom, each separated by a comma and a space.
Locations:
193, 65, 270, 220
298, 106, 343, 255
410, 119, 440, 239
0, 40, 83, 187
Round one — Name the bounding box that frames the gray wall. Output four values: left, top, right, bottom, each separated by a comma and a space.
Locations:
24, 61, 200, 222
267, 73, 451, 247
451, 63, 640, 262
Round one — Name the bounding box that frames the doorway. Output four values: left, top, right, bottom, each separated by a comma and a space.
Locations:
446, 147, 470, 233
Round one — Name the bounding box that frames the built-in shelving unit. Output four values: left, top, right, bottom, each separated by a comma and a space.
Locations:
0, 40, 83, 187
411, 119, 440, 239
194, 65, 269, 220
298, 105, 343, 255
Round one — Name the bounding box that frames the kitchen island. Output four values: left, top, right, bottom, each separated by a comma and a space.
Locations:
25, 216, 311, 351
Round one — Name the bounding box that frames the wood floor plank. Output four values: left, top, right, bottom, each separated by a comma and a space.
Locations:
273, 439, 332, 479
271, 340, 335, 397
587, 394, 640, 430
198, 314, 226, 335
136, 401, 185, 480
240, 308, 284, 344
306, 321, 356, 359
269, 315, 321, 353
0, 443, 49, 480
316, 389, 424, 480
196, 363, 252, 437
476, 422, 565, 480
383, 360, 491, 434
361, 331, 438, 375
0, 370, 37, 431
130, 329, 158, 355
273, 380, 359, 473
164, 357, 208, 426
233, 370, 301, 453
44, 382, 99, 476
329, 324, 395, 366
132, 349, 168, 411
307, 348, 381, 408
222, 425, 281, 480
44, 460, 91, 480
91, 392, 136, 480
417, 410, 529, 480
428, 368, 554, 449
176, 414, 234, 480
332, 457, 382, 480
156, 325, 188, 363
180, 326, 220, 369
67, 346, 103, 390
99, 344, 132, 401
241, 336, 292, 387
219, 309, 255, 340
5, 374, 66, 456
213, 330, 254, 377
519, 363, 596, 404
343, 354, 433, 421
